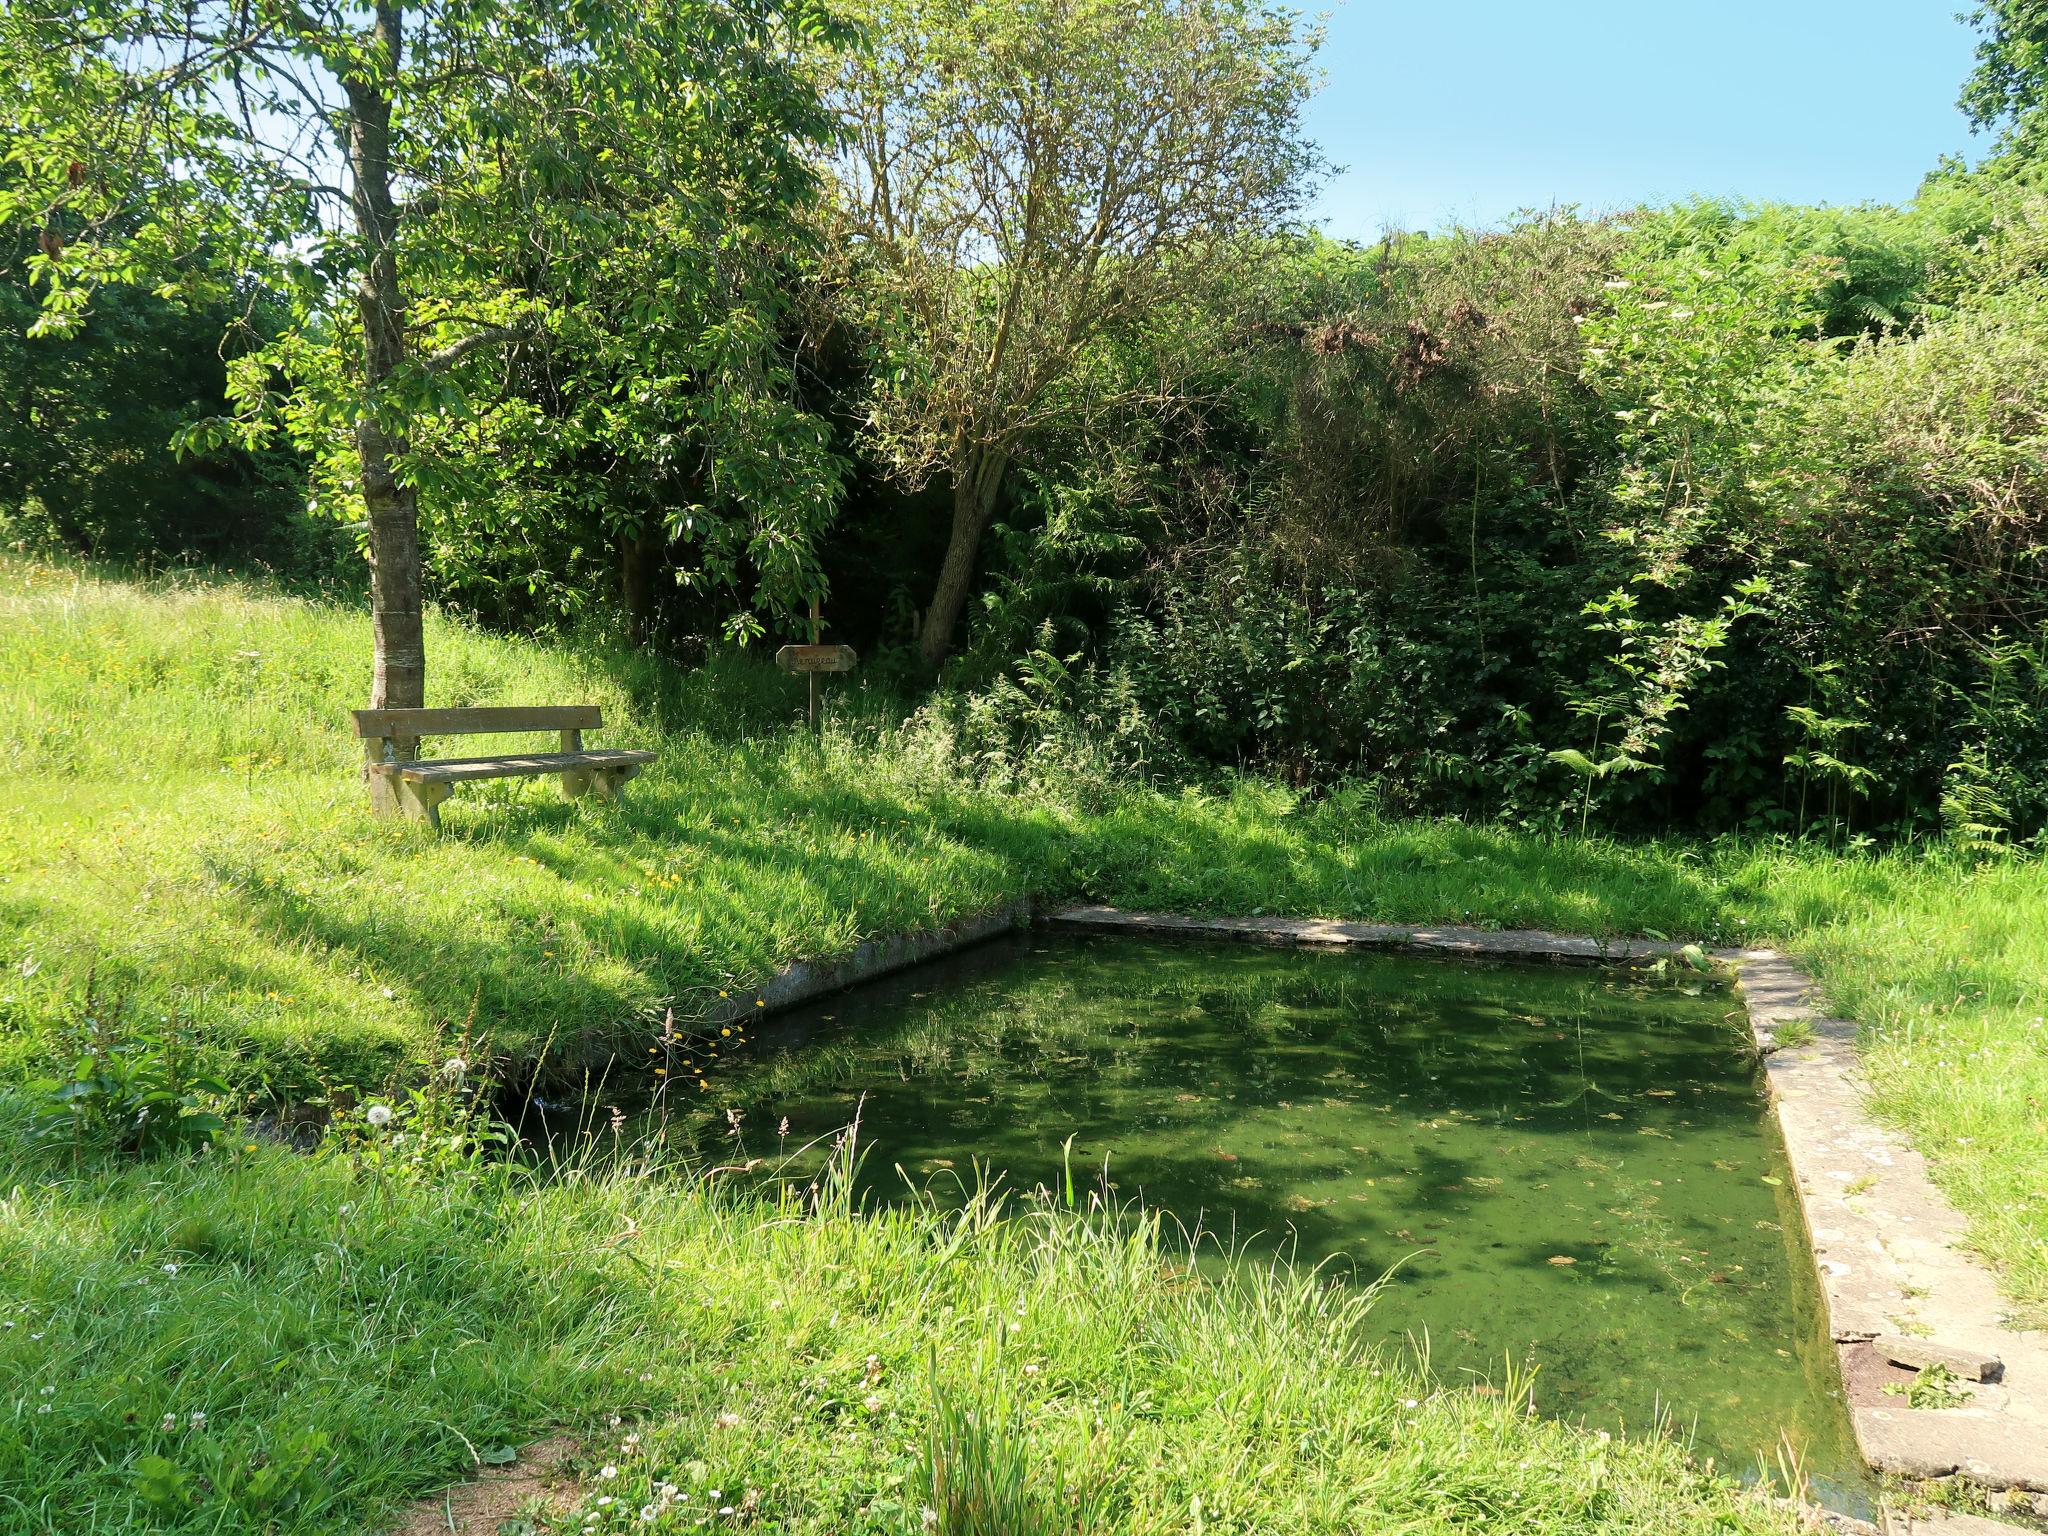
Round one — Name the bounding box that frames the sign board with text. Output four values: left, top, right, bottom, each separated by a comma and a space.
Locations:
776, 643, 859, 675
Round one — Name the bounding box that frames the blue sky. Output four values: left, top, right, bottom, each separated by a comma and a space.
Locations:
1304, 1, 1992, 237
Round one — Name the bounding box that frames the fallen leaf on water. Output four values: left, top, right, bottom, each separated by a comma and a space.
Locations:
1759, 1174, 1783, 1186
1547, 1255, 1576, 1266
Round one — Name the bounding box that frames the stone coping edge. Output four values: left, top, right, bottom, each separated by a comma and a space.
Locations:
1044, 906, 2048, 1505
537, 901, 1033, 1082
1045, 904, 1729, 966
704, 900, 1033, 1027
1736, 952, 2047, 1502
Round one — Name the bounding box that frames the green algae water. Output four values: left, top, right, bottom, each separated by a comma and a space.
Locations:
681, 930, 1864, 1505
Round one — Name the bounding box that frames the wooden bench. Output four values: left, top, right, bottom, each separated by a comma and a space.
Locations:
351, 706, 656, 828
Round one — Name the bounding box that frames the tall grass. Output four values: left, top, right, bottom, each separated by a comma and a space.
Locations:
0, 1101, 1809, 1536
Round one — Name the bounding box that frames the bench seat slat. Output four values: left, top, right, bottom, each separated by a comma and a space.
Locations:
368, 750, 656, 784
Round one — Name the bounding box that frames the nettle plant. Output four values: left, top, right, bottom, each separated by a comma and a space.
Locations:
1782, 660, 1879, 839
1549, 582, 1765, 833
32, 981, 227, 1159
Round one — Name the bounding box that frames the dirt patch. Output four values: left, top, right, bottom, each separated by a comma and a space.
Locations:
386, 1435, 583, 1536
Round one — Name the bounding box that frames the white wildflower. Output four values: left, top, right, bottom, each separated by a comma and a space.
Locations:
365, 1104, 393, 1128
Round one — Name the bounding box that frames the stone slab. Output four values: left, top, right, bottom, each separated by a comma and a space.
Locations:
1875, 1335, 2006, 1384
1733, 951, 2048, 1497
1883, 1512, 2042, 1536
1045, 905, 1715, 967
707, 901, 1032, 1025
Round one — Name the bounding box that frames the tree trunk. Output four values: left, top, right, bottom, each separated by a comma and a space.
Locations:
918, 447, 1007, 667
347, 2, 425, 711
621, 519, 662, 648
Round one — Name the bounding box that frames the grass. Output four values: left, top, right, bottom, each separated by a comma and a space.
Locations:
2, 557, 2047, 1531
0, 1099, 1812, 1536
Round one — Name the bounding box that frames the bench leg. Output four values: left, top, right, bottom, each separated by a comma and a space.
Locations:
367, 771, 404, 818
395, 779, 453, 829
559, 765, 594, 800
589, 764, 642, 802
364, 735, 419, 820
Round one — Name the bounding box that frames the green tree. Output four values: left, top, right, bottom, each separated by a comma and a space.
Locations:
823, 0, 1322, 666
1962, 1, 2048, 160
3, 0, 840, 706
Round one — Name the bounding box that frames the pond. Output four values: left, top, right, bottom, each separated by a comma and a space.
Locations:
637, 930, 1866, 1506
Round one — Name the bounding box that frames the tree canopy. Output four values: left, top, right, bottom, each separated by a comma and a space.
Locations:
822, 0, 1322, 663
3, 0, 846, 702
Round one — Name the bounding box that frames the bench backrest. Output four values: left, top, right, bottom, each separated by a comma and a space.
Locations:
352, 706, 603, 739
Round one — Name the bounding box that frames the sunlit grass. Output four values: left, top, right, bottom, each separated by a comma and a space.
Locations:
0, 1104, 1810, 1536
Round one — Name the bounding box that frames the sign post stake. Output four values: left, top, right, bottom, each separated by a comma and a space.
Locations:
807, 598, 821, 734
777, 607, 856, 733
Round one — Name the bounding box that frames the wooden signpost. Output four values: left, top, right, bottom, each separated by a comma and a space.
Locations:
774, 644, 859, 674
775, 599, 858, 731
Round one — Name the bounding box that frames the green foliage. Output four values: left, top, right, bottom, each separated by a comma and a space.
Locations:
1961, 0, 2048, 159
30, 982, 227, 1160
1883, 1362, 1975, 1410
947, 187, 2048, 839
2, 0, 849, 646
0, 256, 318, 570
822, 0, 1323, 659
322, 1049, 513, 1185
922, 1344, 1114, 1536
